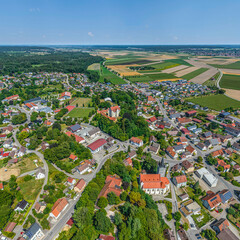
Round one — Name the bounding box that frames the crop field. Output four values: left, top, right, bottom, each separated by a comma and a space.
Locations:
188, 94, 240, 110
67, 107, 94, 118
175, 67, 199, 77
220, 74, 240, 90
181, 68, 208, 80
127, 73, 177, 82
87, 63, 100, 70
106, 58, 154, 66
107, 65, 141, 76
71, 98, 92, 107
211, 61, 240, 69
161, 65, 189, 73
99, 66, 126, 84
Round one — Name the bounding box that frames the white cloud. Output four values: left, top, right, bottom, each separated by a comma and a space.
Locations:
173, 36, 179, 40
88, 32, 94, 37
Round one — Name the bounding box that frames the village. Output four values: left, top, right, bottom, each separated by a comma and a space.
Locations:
0, 70, 240, 240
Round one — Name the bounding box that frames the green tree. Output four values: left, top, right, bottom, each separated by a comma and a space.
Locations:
97, 197, 108, 209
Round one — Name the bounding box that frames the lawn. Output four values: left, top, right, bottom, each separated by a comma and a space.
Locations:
211, 61, 240, 69
181, 68, 208, 80
188, 94, 240, 111
67, 107, 94, 118
17, 178, 44, 201
99, 66, 126, 84
220, 74, 240, 90
127, 73, 176, 82
71, 98, 92, 107
192, 209, 212, 228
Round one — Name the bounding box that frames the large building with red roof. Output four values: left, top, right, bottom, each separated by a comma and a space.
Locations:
98, 175, 122, 198
50, 198, 69, 219
140, 174, 170, 195
87, 138, 107, 153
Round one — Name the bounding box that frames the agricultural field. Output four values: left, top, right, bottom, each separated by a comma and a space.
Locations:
99, 66, 126, 84
203, 72, 220, 87
106, 57, 153, 66
188, 94, 240, 111
181, 68, 208, 80
126, 72, 176, 82
220, 74, 240, 90
87, 63, 100, 71
67, 107, 94, 118
107, 65, 141, 76
210, 60, 240, 69
71, 98, 92, 107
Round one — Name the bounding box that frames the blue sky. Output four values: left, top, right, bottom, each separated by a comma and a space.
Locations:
0, 0, 239, 45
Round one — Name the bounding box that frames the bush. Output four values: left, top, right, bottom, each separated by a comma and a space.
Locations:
97, 197, 108, 209
24, 175, 34, 182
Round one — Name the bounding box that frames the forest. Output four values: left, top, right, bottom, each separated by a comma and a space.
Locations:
0, 47, 103, 74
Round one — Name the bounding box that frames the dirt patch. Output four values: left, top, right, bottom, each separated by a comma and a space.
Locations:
224, 89, 240, 101
161, 65, 189, 73
0, 168, 20, 181
175, 67, 199, 77
157, 78, 182, 82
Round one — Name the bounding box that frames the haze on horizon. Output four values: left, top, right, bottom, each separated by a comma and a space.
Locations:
1, 0, 240, 45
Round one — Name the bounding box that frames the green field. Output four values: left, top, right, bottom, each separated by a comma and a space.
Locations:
105, 57, 154, 66
127, 72, 176, 82
181, 68, 208, 80
220, 74, 240, 90
203, 72, 220, 87
210, 61, 240, 69
71, 98, 92, 107
188, 94, 240, 111
99, 66, 126, 84
68, 107, 94, 118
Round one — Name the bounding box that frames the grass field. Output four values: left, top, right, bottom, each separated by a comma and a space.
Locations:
203, 72, 220, 87
18, 178, 44, 201
99, 66, 126, 84
87, 63, 100, 70
68, 107, 94, 118
127, 73, 176, 82
71, 98, 92, 107
188, 94, 240, 110
210, 61, 240, 69
105, 58, 153, 66
181, 68, 208, 80
220, 74, 240, 90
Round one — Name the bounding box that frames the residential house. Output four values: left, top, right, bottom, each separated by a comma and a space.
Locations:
202, 191, 222, 210
216, 159, 230, 172
128, 150, 137, 159
108, 106, 120, 118
98, 234, 115, 240
181, 160, 194, 173
219, 189, 233, 203
34, 202, 46, 214
87, 127, 101, 138
172, 175, 187, 188
4, 222, 16, 233
149, 142, 160, 154
69, 154, 78, 161
212, 218, 229, 234
166, 146, 178, 159
123, 157, 133, 167
196, 142, 207, 151
23, 222, 44, 240
130, 137, 143, 147
15, 200, 29, 212
217, 228, 238, 240
50, 198, 69, 220
67, 177, 76, 186
140, 174, 170, 195
59, 91, 71, 101
74, 179, 86, 193
35, 168, 45, 179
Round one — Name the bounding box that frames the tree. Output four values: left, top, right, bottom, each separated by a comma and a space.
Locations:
197, 156, 203, 163
173, 212, 181, 222
120, 191, 128, 201
73, 207, 93, 230
114, 212, 122, 226
97, 197, 108, 209
52, 122, 61, 131
94, 210, 112, 232
227, 141, 232, 148
129, 191, 141, 204
107, 192, 120, 205
183, 222, 189, 231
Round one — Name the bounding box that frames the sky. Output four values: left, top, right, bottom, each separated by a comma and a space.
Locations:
0, 0, 240, 45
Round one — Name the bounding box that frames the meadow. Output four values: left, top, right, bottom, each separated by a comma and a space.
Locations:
67, 107, 94, 118
220, 74, 240, 90
99, 66, 126, 84
188, 94, 240, 111
71, 97, 92, 107
181, 68, 208, 80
